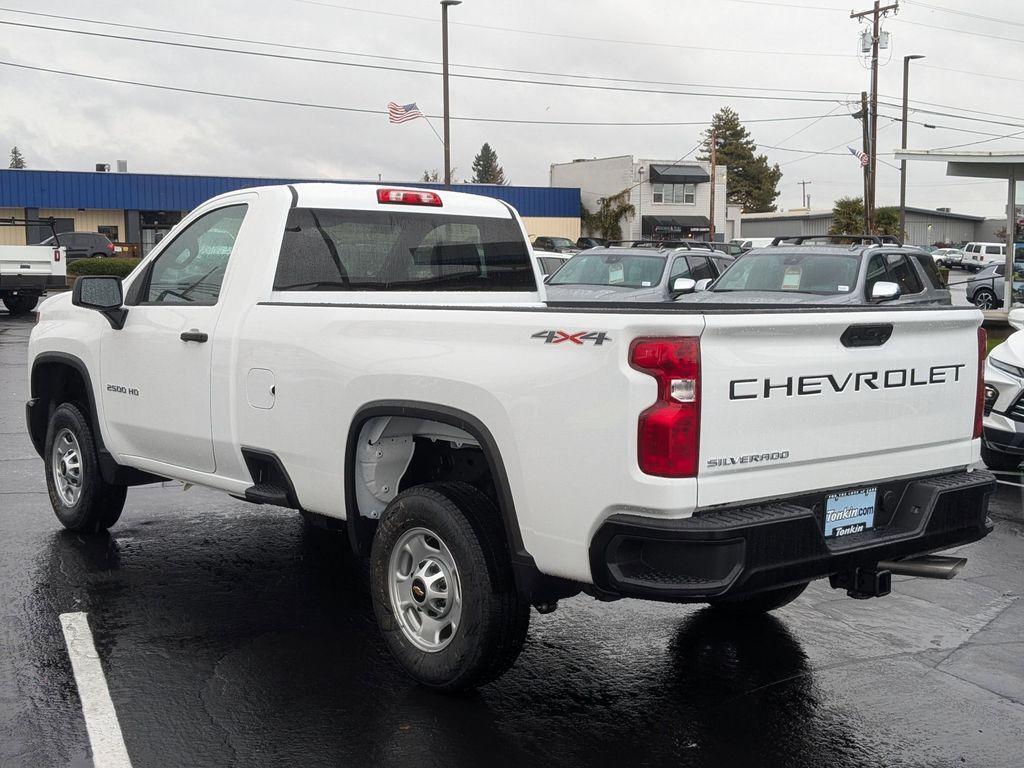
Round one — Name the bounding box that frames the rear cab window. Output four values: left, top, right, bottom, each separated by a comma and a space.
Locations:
275, 208, 535, 292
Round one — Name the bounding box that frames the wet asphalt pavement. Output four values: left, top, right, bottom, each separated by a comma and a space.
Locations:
2, 310, 1023, 768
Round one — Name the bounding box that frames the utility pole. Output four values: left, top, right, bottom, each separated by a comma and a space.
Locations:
859, 91, 871, 233
899, 54, 925, 241
440, 0, 461, 187
708, 129, 717, 242
851, 1, 898, 233
798, 180, 812, 209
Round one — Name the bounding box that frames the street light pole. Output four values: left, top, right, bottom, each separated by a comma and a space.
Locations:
441, 0, 461, 187
900, 54, 924, 243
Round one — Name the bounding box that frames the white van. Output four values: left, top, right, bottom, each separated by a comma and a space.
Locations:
730, 237, 775, 252
962, 242, 1005, 272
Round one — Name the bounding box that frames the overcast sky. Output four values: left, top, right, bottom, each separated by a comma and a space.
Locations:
2, 0, 1023, 216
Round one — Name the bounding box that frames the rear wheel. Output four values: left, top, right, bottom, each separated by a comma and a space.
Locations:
2, 294, 38, 315
707, 582, 809, 615
981, 444, 1021, 472
44, 403, 126, 532
370, 481, 529, 691
973, 288, 998, 309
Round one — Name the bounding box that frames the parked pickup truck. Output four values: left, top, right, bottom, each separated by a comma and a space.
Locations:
27, 184, 995, 690
1, 218, 67, 315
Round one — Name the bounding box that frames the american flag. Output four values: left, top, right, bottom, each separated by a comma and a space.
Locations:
847, 146, 869, 167
388, 102, 423, 124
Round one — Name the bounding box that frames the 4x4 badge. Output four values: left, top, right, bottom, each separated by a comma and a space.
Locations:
531, 330, 611, 345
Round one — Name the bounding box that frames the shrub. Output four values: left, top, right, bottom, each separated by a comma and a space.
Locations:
67, 257, 141, 278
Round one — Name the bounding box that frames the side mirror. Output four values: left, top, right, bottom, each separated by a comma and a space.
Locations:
1009, 308, 1024, 331
694, 278, 712, 292
870, 281, 900, 303
671, 277, 697, 295
72, 275, 128, 329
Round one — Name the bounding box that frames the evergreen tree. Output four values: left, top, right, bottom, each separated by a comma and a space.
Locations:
9, 146, 26, 169
421, 169, 440, 183
699, 108, 781, 212
471, 143, 507, 185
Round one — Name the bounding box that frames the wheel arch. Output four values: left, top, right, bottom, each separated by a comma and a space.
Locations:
345, 400, 526, 558
28, 351, 162, 486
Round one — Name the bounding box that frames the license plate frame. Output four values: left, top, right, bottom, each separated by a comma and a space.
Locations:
824, 487, 877, 538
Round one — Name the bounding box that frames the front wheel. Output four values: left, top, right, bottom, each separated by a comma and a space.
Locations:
707, 582, 809, 615
44, 403, 127, 532
982, 444, 1021, 472
2, 294, 38, 315
370, 481, 529, 691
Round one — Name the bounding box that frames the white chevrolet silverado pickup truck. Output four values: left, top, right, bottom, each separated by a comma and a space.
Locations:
26, 183, 996, 690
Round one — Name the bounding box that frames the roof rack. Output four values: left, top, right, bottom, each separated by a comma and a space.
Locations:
769, 234, 904, 247
0, 216, 61, 244
605, 239, 715, 251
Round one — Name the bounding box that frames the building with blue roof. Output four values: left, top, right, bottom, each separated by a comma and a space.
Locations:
0, 169, 581, 254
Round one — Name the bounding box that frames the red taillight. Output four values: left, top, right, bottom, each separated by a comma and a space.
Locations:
975, 326, 987, 439
53, 249, 60, 262
376, 188, 442, 207
107, 242, 115, 252
630, 337, 701, 477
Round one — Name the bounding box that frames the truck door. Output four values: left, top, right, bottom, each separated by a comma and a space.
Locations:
98, 202, 249, 473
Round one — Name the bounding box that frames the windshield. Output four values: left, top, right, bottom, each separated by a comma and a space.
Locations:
548, 252, 666, 288
712, 251, 861, 295
548, 237, 575, 249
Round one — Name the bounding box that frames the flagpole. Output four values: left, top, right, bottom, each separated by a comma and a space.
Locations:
422, 116, 445, 147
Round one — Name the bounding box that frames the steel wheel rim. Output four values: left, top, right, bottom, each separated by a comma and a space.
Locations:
388, 526, 462, 653
52, 428, 83, 506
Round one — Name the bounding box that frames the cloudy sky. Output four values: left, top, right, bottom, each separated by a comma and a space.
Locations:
2, 0, 1022, 216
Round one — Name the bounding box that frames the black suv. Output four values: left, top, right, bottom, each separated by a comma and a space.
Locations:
40, 232, 115, 261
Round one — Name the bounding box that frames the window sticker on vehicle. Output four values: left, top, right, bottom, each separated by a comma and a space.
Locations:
838, 284, 849, 291
782, 267, 802, 290
608, 264, 624, 284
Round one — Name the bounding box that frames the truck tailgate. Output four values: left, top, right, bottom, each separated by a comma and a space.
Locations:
698, 309, 981, 508
0, 245, 64, 277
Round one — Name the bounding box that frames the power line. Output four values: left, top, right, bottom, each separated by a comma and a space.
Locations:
902, 0, 1024, 29
0, 19, 857, 106
0, 6, 858, 98
893, 17, 1024, 45
918, 62, 1024, 87
291, 0, 858, 57
0, 58, 850, 128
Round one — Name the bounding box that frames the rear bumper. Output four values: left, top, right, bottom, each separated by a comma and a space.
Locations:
0, 274, 64, 294
588, 470, 995, 602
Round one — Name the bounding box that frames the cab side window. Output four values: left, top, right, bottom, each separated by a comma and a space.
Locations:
142, 205, 247, 305
668, 256, 691, 281
865, 252, 924, 296
686, 255, 715, 281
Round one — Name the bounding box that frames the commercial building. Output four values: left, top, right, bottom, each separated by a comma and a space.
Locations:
740, 206, 985, 245
0, 169, 581, 254
550, 155, 739, 241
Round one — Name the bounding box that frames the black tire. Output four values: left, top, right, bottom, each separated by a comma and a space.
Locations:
43, 403, 127, 533
973, 288, 998, 310
2, 294, 38, 315
370, 481, 529, 691
981, 444, 1021, 472
707, 582, 809, 615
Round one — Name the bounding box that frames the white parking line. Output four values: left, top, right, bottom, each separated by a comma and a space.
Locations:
59, 612, 133, 768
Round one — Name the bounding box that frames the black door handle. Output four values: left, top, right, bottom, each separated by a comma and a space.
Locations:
180, 330, 208, 343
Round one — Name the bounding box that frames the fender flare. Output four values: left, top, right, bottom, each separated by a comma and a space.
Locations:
28, 351, 162, 486
344, 400, 532, 566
